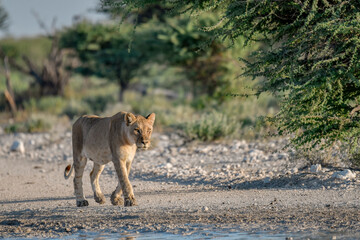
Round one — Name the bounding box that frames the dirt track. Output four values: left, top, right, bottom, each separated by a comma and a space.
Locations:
0, 131, 359, 238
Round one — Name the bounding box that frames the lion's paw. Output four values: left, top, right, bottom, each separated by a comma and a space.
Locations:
76, 200, 89, 207
111, 191, 124, 206
124, 196, 137, 207
94, 192, 106, 204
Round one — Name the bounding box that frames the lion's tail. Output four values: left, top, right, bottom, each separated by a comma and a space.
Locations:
64, 164, 73, 179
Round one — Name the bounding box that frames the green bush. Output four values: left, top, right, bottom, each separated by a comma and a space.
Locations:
5, 118, 51, 133
24, 97, 68, 115
62, 100, 92, 119
184, 111, 239, 141
84, 95, 116, 114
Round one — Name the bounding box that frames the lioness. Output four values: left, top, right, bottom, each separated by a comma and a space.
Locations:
64, 111, 155, 207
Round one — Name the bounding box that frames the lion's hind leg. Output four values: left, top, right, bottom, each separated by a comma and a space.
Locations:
90, 162, 106, 204
74, 156, 88, 207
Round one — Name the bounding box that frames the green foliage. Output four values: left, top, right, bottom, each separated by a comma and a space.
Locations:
83, 95, 116, 114
123, 91, 195, 128
0, 36, 52, 67
60, 21, 156, 101
0, 1, 8, 30
62, 100, 92, 119
24, 97, 68, 115
156, 14, 239, 100
184, 111, 239, 141
116, 0, 360, 152
5, 118, 51, 133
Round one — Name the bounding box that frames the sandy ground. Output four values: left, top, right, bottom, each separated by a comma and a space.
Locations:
0, 131, 360, 239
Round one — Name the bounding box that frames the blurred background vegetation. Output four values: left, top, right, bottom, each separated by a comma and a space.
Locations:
0, 1, 278, 143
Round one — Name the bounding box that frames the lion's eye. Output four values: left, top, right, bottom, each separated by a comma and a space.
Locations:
135, 128, 141, 133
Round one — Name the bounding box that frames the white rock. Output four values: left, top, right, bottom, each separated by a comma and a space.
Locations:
310, 164, 322, 173
165, 163, 173, 169
10, 140, 25, 154
199, 146, 212, 154
202, 206, 209, 212
332, 169, 356, 180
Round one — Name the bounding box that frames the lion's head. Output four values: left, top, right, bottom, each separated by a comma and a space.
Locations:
125, 112, 155, 149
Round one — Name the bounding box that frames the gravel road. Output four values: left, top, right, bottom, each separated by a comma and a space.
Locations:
0, 130, 359, 238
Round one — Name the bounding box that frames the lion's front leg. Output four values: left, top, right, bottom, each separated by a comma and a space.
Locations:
112, 157, 137, 207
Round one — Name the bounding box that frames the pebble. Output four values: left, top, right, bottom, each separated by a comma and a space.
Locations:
202, 206, 209, 212
332, 169, 356, 180
310, 164, 322, 173
10, 140, 25, 154
263, 177, 271, 184
165, 163, 173, 169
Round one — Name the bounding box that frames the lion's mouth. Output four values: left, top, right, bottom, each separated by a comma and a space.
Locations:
137, 144, 149, 150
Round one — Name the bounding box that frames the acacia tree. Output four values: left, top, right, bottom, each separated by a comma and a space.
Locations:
60, 22, 153, 102
113, 0, 360, 153
154, 14, 238, 102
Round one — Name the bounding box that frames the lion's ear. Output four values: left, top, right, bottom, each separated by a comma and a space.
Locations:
146, 113, 156, 125
125, 112, 136, 126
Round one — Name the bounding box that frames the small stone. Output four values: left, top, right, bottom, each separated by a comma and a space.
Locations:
165, 163, 173, 169
202, 206, 209, 212
310, 164, 322, 173
167, 157, 176, 164
10, 140, 25, 154
199, 146, 212, 154
263, 177, 271, 184
332, 169, 356, 180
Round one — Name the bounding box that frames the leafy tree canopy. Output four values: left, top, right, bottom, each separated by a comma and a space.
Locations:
111, 0, 360, 153
60, 22, 155, 101
61, 11, 243, 103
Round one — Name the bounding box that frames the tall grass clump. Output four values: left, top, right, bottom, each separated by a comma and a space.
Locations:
184, 111, 239, 141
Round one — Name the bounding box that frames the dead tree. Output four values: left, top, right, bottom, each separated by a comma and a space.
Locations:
0, 14, 74, 97
2, 56, 17, 116
0, 34, 73, 97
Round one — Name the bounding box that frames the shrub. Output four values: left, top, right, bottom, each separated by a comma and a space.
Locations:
83, 95, 116, 114
62, 100, 92, 119
184, 111, 239, 141
24, 96, 67, 115
5, 118, 51, 133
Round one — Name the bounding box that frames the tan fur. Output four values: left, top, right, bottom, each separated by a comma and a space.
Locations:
64, 111, 155, 207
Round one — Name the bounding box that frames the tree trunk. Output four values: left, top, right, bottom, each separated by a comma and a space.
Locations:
118, 86, 125, 102
118, 79, 129, 102
3, 56, 17, 117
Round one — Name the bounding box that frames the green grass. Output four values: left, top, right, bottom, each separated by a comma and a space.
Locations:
184, 111, 240, 141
